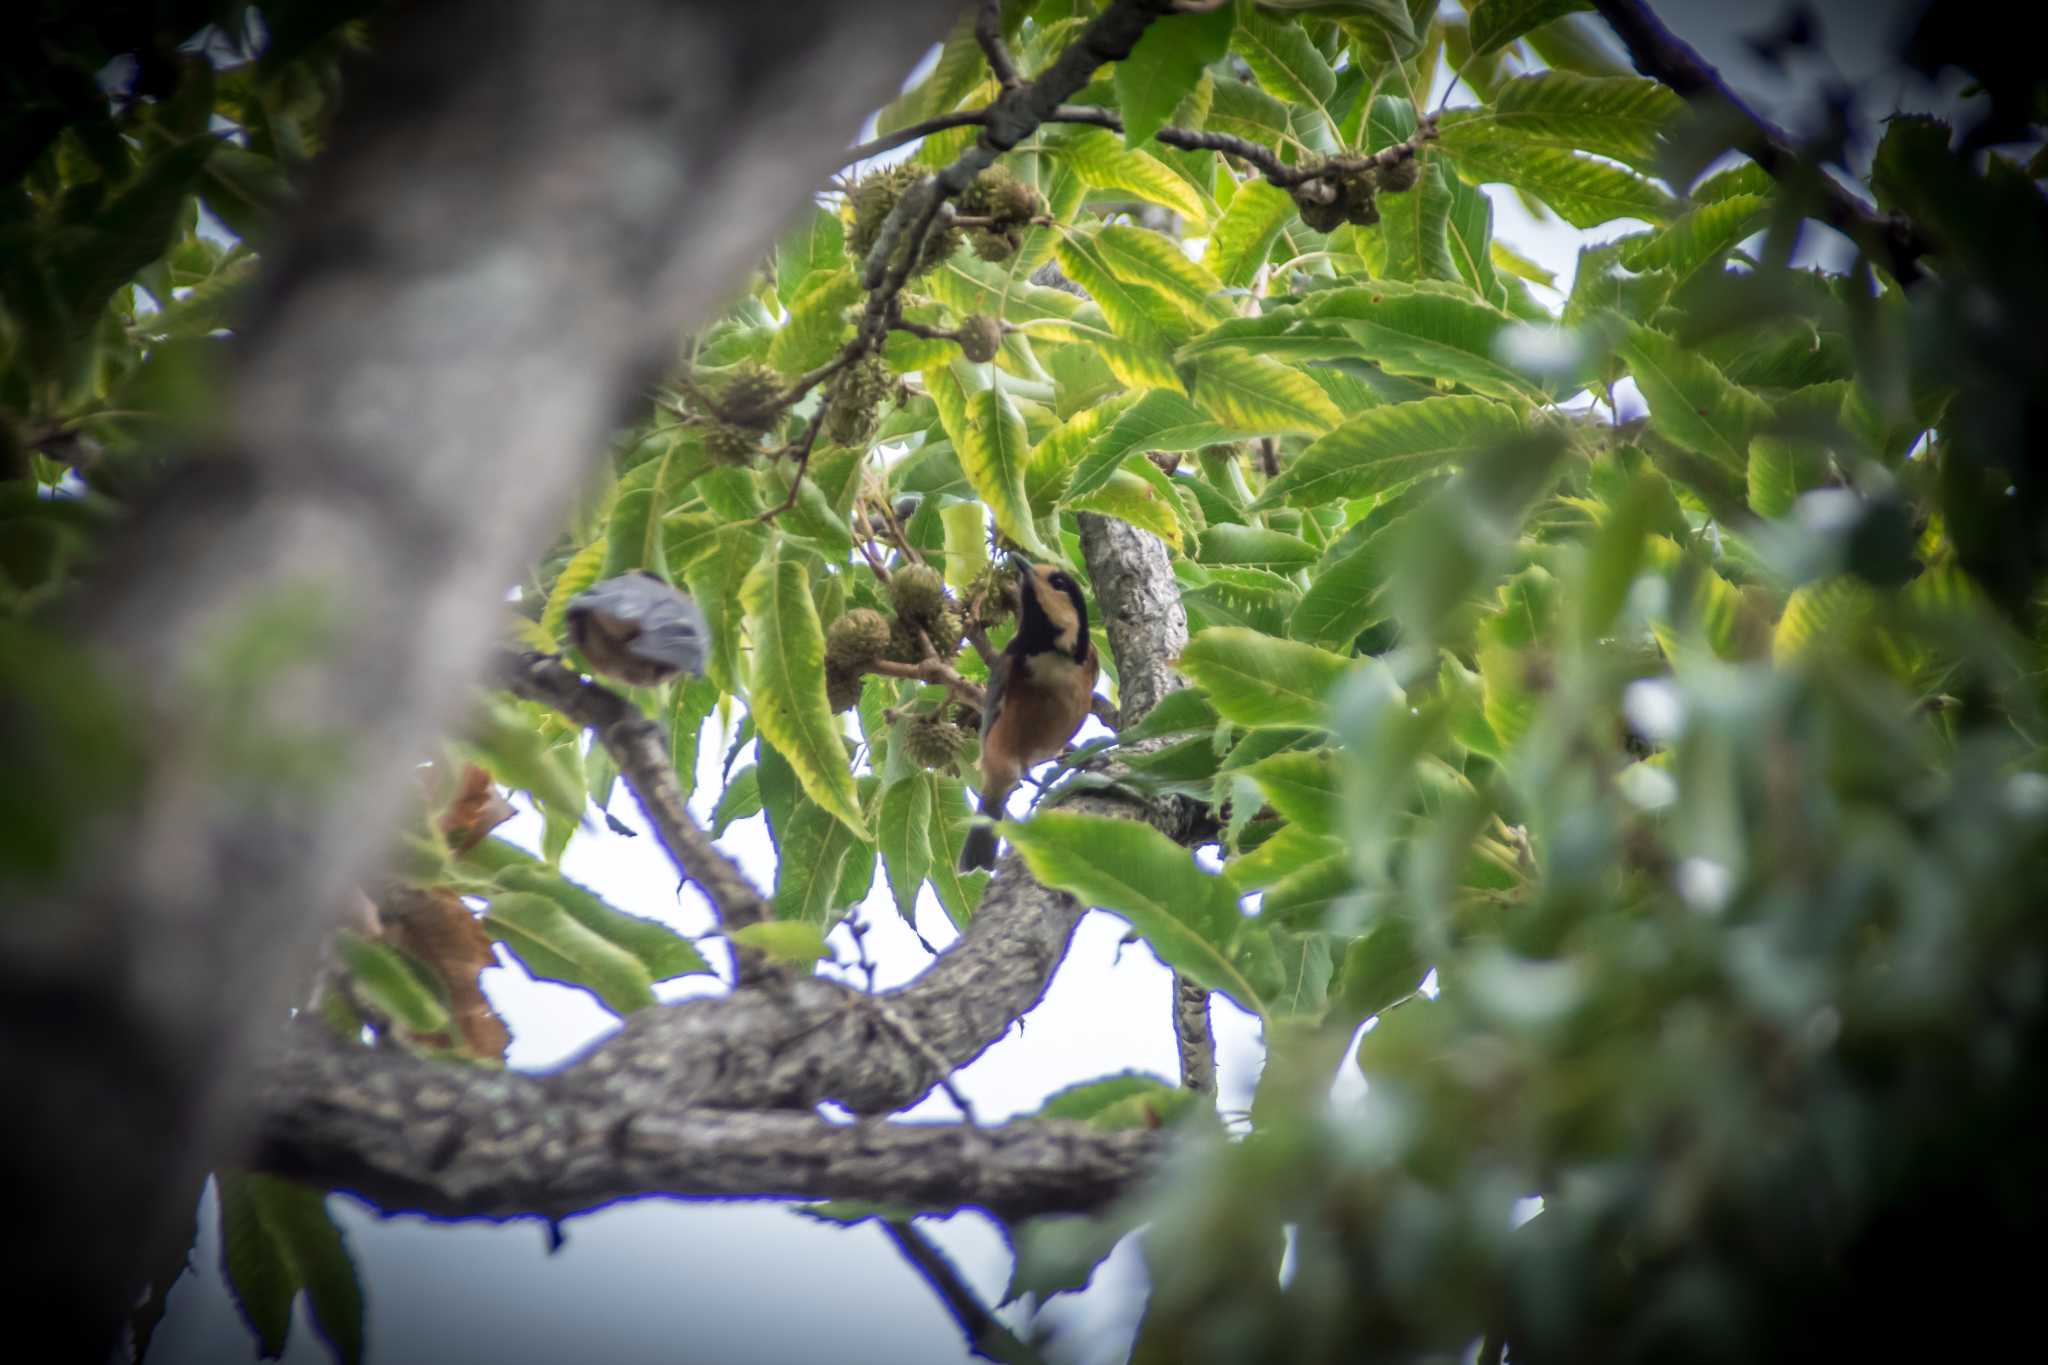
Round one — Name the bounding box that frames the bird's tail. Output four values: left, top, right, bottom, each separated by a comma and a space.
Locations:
959, 821, 1000, 873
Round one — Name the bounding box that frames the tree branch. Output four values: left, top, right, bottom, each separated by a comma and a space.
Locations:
246, 1026, 1159, 1223
497, 652, 776, 983
1588, 0, 1928, 286
976, 0, 1024, 92
882, 1219, 1047, 1365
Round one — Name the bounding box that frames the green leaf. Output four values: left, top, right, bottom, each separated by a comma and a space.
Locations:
1178, 627, 1357, 729
1190, 353, 1342, 436
1436, 70, 1677, 170
682, 525, 766, 696
488, 860, 710, 980
939, 501, 992, 588
1035, 1071, 1185, 1123
741, 547, 869, 838
1468, 0, 1592, 56
1619, 195, 1771, 291
1066, 389, 1229, 502
1055, 232, 1185, 350
1197, 525, 1317, 568
539, 537, 609, 647
1202, 179, 1296, 288
1308, 279, 1557, 402
1238, 926, 1333, 1017
1055, 127, 1209, 226
601, 487, 668, 582
877, 773, 935, 923
335, 932, 450, 1034
1093, 224, 1230, 325
1233, 7, 1337, 113
1245, 750, 1339, 836
1747, 433, 1828, 518
711, 763, 764, 836
1448, 142, 1675, 228
729, 920, 831, 966
1615, 320, 1769, 478
773, 795, 862, 923
1006, 810, 1263, 1013
768, 269, 860, 375
484, 891, 658, 1013
1115, 3, 1235, 147
1068, 468, 1185, 550
956, 381, 1054, 560
1260, 396, 1524, 507
217, 1173, 365, 1365
925, 775, 989, 931
776, 205, 845, 306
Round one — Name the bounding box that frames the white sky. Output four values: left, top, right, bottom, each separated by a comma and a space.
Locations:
149, 4, 1972, 1361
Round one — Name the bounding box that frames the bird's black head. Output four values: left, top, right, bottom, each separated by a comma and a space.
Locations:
1015, 562, 1088, 661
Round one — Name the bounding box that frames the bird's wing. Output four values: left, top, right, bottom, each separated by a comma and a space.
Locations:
981, 651, 1016, 740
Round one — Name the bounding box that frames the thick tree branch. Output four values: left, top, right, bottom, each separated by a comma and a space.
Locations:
976, 0, 1024, 92
1077, 513, 1215, 1092
1588, 0, 1928, 286
246, 1027, 1159, 1222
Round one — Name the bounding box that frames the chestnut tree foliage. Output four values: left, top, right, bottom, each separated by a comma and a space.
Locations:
6, 0, 2048, 1362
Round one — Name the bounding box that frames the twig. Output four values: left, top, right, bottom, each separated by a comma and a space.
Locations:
976, 0, 1024, 91
852, 507, 897, 583
882, 1219, 1047, 1365
867, 657, 986, 711
870, 491, 927, 566
497, 652, 778, 985
842, 111, 991, 167
1588, 0, 1927, 286
759, 413, 825, 523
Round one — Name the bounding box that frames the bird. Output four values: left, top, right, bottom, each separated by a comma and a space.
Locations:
960, 559, 1101, 872
564, 570, 708, 686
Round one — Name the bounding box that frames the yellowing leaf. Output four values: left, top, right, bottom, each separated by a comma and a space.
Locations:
741, 548, 868, 838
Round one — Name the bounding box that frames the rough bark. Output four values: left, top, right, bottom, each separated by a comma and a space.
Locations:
247, 1025, 1161, 1222
1078, 512, 1216, 1092
234, 466, 1204, 1225
0, 0, 954, 1352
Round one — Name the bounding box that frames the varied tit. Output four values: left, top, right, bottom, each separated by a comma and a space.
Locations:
959, 561, 1101, 872
565, 571, 708, 686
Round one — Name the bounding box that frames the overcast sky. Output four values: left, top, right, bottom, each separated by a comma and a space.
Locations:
149, 4, 1970, 1362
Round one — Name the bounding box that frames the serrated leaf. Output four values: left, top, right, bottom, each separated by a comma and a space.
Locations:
1260, 396, 1524, 507
1092, 224, 1230, 325
928, 366, 1054, 560
926, 775, 989, 930
1233, 8, 1337, 113
1067, 390, 1228, 502
776, 206, 845, 306
1615, 320, 1769, 477
1191, 353, 1342, 436
682, 525, 765, 696
484, 891, 658, 1013
1056, 127, 1209, 226
741, 548, 868, 838
1224, 823, 1342, 892
1115, 3, 1235, 147
1007, 810, 1263, 1013
1178, 627, 1357, 729
217, 1174, 365, 1365
773, 794, 862, 923
729, 919, 830, 965
1239, 925, 1333, 1017
1450, 141, 1675, 228
1773, 575, 1878, 662
1202, 179, 1296, 287
1055, 232, 1185, 350
1026, 391, 1143, 506
1307, 279, 1555, 401
940, 501, 992, 587
1620, 194, 1770, 291
1747, 433, 1828, 518
1468, 0, 1592, 56
1436, 69, 1677, 170
600, 487, 668, 582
